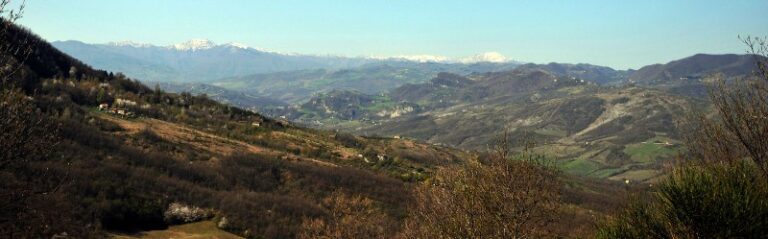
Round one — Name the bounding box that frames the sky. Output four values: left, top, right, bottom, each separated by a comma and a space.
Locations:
13, 0, 768, 69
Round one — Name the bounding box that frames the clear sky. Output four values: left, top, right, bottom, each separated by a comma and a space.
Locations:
14, 0, 768, 69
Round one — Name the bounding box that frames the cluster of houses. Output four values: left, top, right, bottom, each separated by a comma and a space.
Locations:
359, 153, 389, 164
247, 119, 288, 128
98, 98, 138, 117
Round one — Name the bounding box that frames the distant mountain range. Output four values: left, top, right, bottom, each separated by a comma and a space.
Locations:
51, 39, 381, 82
51, 40, 522, 83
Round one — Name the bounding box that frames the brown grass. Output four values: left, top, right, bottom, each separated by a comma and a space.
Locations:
98, 114, 338, 167
111, 220, 242, 239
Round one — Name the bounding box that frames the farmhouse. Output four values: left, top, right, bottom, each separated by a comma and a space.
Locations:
98, 103, 109, 111
115, 98, 137, 107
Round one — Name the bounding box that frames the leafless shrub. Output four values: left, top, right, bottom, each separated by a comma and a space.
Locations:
402, 132, 561, 239
298, 191, 399, 239
0, 89, 75, 237
684, 36, 768, 176
1, 0, 31, 86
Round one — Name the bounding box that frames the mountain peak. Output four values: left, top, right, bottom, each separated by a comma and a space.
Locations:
224, 42, 250, 49
370, 54, 450, 63
171, 39, 216, 51
460, 52, 509, 63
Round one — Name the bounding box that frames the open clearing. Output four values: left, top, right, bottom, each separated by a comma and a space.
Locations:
111, 221, 242, 239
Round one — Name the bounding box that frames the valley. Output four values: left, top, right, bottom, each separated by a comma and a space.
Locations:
4, 1, 767, 237
54, 38, 761, 183
267, 56, 757, 182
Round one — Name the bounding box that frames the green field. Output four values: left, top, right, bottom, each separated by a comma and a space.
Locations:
560, 158, 603, 176
608, 169, 662, 182
623, 137, 680, 163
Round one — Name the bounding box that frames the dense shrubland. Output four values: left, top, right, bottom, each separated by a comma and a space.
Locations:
597, 161, 768, 238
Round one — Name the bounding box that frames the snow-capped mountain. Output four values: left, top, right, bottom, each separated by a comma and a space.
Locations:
367, 54, 451, 63
106, 40, 155, 48
170, 39, 217, 51
367, 52, 513, 64
51, 39, 520, 83
108, 39, 249, 51
51, 40, 381, 82
223, 42, 250, 50
459, 52, 509, 63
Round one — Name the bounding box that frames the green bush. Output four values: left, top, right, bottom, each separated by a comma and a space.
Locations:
597, 161, 768, 238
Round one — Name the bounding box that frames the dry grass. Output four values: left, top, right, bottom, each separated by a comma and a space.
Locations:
98, 114, 338, 167
111, 220, 242, 239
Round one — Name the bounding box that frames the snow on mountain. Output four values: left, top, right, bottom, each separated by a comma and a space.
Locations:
171, 39, 217, 51
368, 52, 511, 64
95, 38, 305, 57
80, 39, 515, 65
224, 42, 250, 49
368, 54, 451, 63
107, 40, 154, 48
459, 52, 509, 63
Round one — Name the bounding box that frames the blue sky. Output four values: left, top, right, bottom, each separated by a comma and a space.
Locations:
14, 0, 768, 69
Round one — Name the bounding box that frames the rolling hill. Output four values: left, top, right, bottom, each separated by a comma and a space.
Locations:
150, 81, 289, 113
209, 61, 521, 104
282, 65, 716, 182
279, 54, 760, 183
629, 53, 759, 84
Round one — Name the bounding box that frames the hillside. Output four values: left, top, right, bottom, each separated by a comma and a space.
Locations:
2, 21, 473, 238
211, 61, 521, 104
151, 81, 289, 113
1, 17, 650, 238
211, 65, 435, 104
284, 67, 698, 182
280, 53, 764, 182
513, 62, 631, 85
629, 53, 759, 84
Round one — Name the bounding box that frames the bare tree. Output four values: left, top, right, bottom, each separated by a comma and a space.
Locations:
0, 89, 70, 238
1, 0, 31, 86
402, 133, 561, 239
298, 191, 398, 239
0, 2, 84, 237
684, 36, 768, 176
